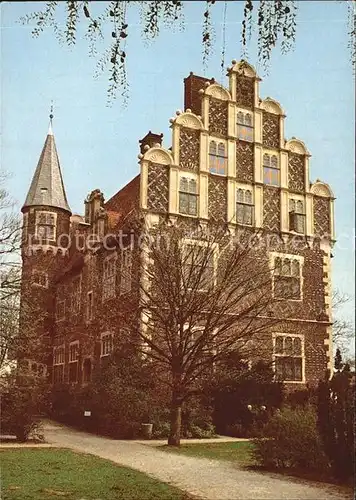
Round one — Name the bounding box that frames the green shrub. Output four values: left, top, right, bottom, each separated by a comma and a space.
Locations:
253, 405, 328, 471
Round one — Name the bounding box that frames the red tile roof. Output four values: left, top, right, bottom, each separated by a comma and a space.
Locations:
104, 174, 140, 228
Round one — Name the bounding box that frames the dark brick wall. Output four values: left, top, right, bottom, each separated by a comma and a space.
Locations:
314, 196, 331, 237
263, 187, 280, 232
208, 176, 227, 222
236, 142, 254, 183
147, 164, 169, 213
288, 153, 305, 193
235, 75, 255, 109
179, 127, 200, 171
262, 112, 280, 149
209, 98, 228, 137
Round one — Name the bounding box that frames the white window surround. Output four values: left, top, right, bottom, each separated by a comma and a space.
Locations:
209, 138, 228, 176
178, 173, 199, 218
69, 341, 79, 363
272, 333, 305, 384
181, 238, 219, 291
35, 211, 57, 240
288, 194, 306, 234
53, 344, 65, 365
100, 331, 114, 357
269, 252, 304, 302
236, 184, 254, 226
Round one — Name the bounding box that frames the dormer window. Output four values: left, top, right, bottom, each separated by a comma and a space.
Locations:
209, 141, 227, 175
35, 211, 57, 241
289, 199, 305, 234
263, 153, 280, 186
237, 111, 254, 142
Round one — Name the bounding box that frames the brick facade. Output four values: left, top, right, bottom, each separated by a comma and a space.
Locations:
21, 60, 335, 390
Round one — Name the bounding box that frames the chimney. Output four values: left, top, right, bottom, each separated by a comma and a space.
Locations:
184, 72, 213, 116
139, 131, 164, 155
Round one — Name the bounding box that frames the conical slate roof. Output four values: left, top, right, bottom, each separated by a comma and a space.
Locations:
23, 123, 71, 212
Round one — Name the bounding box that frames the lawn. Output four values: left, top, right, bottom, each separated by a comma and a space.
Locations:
161, 441, 255, 467
1, 448, 190, 500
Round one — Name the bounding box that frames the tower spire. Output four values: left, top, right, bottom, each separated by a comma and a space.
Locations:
22, 113, 71, 213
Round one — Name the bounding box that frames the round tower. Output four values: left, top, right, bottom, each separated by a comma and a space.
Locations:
19, 113, 71, 374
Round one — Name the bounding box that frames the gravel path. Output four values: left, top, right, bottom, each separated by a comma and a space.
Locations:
43, 421, 352, 500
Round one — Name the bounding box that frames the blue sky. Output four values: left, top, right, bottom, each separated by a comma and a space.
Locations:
1, 1, 355, 323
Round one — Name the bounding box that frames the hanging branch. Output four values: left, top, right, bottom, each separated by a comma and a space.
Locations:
202, 0, 216, 70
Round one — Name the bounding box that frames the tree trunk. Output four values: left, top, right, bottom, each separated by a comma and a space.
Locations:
168, 394, 182, 446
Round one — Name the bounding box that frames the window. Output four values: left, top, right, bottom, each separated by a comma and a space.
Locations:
236, 188, 254, 225
182, 240, 217, 292
32, 270, 48, 288
101, 332, 113, 357
53, 344, 65, 383
289, 199, 305, 234
22, 213, 29, 243
263, 153, 280, 186
35, 211, 56, 241
179, 177, 198, 216
103, 254, 116, 301
272, 254, 303, 300
120, 248, 132, 294
83, 358, 92, 383
274, 334, 303, 382
209, 141, 227, 175
86, 291, 94, 322
71, 276, 81, 314
24, 359, 47, 377
237, 111, 254, 142
69, 341, 79, 383
56, 299, 65, 322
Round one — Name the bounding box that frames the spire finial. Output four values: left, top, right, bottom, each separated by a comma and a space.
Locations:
48, 101, 54, 136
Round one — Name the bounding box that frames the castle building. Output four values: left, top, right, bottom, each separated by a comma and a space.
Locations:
20, 60, 335, 387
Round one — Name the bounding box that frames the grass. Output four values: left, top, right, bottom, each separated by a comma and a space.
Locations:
161, 441, 255, 467
1, 448, 191, 500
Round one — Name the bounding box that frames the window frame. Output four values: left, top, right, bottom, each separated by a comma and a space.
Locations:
32, 270, 49, 289
270, 252, 304, 302
178, 175, 199, 217
181, 238, 218, 292
236, 186, 254, 226
289, 197, 306, 234
100, 331, 114, 357
35, 211, 57, 241
263, 153, 280, 186
209, 140, 227, 175
236, 110, 254, 142
272, 333, 305, 383
120, 248, 132, 295
103, 253, 117, 301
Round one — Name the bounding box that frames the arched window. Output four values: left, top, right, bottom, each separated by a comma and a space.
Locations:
272, 254, 302, 300
236, 188, 254, 225
209, 140, 227, 175
263, 153, 280, 186
179, 176, 198, 216
274, 334, 303, 382
237, 111, 254, 142
289, 198, 305, 234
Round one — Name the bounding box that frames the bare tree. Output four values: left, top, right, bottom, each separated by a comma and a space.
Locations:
120, 221, 280, 445
20, 1, 356, 102
332, 289, 355, 367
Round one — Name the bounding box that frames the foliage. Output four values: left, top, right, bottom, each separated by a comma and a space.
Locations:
1, 374, 47, 442
1, 449, 189, 500
20, 1, 355, 102
253, 405, 328, 472
212, 354, 284, 437
317, 350, 355, 482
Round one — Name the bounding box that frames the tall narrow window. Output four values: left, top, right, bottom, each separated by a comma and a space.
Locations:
274, 334, 303, 381
53, 345, 65, 383
86, 291, 94, 322
103, 254, 116, 301
35, 211, 56, 241
71, 276, 81, 314
22, 213, 29, 243
289, 199, 305, 234
237, 111, 254, 142
120, 248, 132, 294
209, 141, 227, 175
273, 255, 302, 300
101, 332, 113, 357
69, 341, 79, 383
182, 241, 216, 292
236, 188, 254, 225
263, 154, 280, 186
179, 177, 198, 216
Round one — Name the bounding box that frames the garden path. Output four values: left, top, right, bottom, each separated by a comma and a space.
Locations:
44, 421, 351, 500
